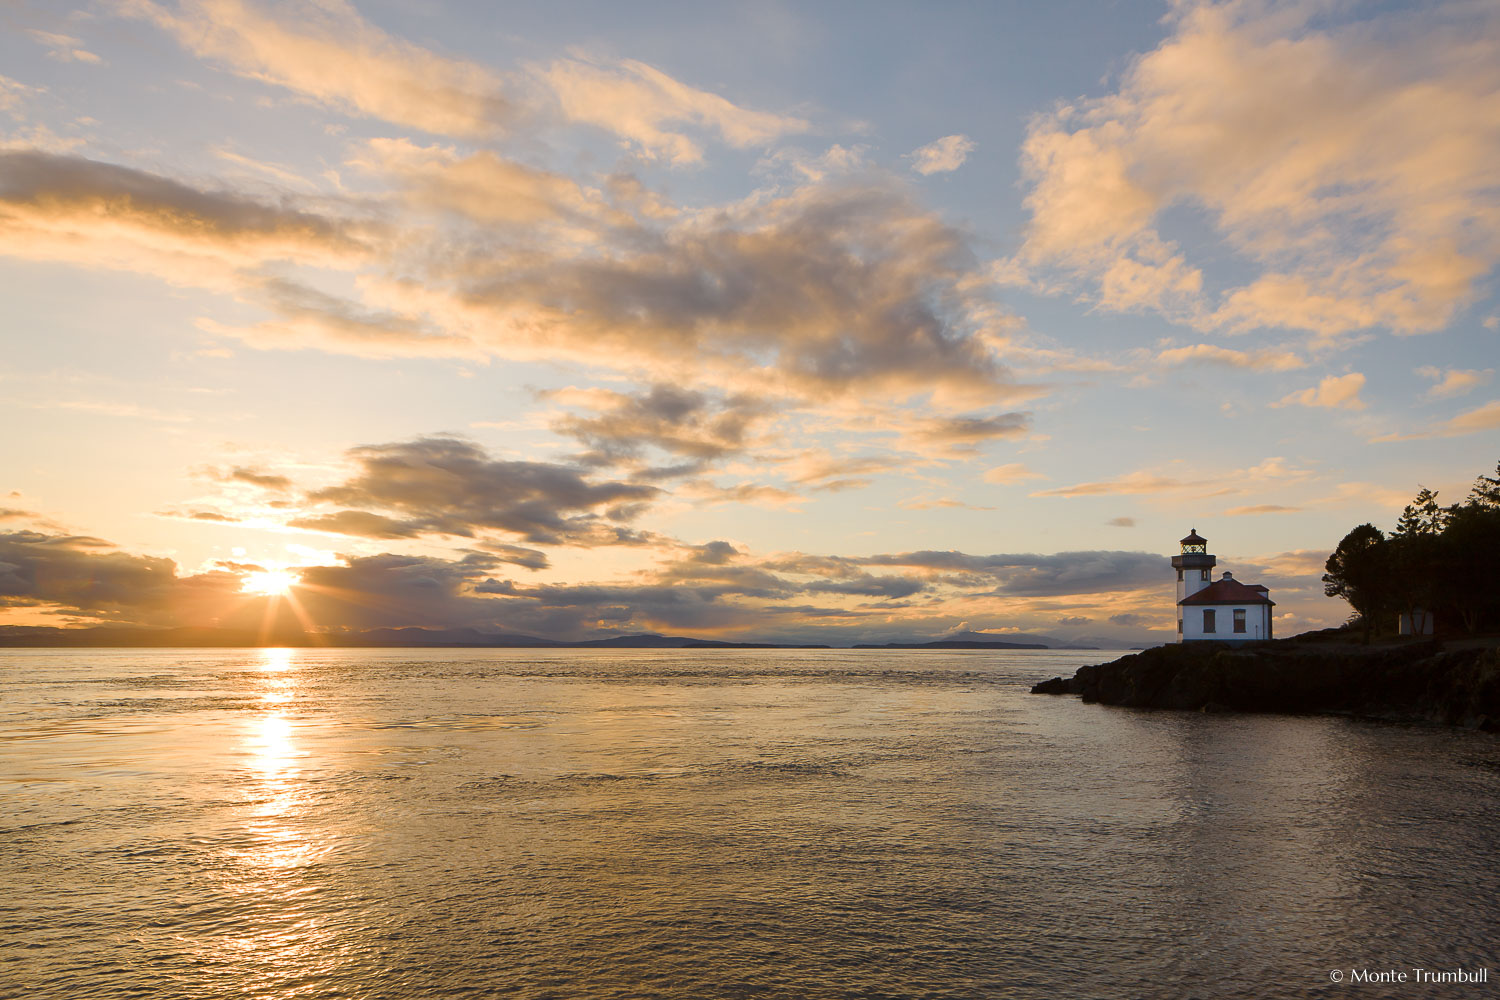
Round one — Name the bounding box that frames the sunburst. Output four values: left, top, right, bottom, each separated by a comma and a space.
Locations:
241, 568, 299, 597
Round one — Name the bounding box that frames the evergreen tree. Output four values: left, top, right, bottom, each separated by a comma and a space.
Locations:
1393, 486, 1447, 537
1463, 462, 1500, 508
1322, 523, 1391, 641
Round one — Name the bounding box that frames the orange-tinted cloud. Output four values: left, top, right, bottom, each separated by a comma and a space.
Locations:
1272, 373, 1366, 411
124, 0, 511, 137
1006, 0, 1500, 341
539, 56, 808, 165
0, 150, 366, 288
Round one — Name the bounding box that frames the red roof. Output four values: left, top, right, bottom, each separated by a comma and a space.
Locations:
1179, 578, 1275, 606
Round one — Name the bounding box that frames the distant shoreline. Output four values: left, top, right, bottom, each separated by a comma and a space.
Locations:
0, 625, 1132, 651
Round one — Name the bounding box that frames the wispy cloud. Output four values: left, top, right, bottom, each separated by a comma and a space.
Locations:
1416, 365, 1492, 399
124, 0, 511, 136
539, 56, 808, 165
983, 463, 1045, 485
1157, 343, 1304, 372
1033, 457, 1312, 499
908, 134, 975, 175
1271, 373, 1366, 411
1373, 399, 1500, 441
26, 29, 103, 65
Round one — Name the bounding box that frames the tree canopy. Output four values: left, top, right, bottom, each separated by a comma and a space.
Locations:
1323, 461, 1500, 638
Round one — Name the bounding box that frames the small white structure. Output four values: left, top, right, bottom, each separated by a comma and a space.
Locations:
1172, 529, 1275, 642
1397, 610, 1434, 636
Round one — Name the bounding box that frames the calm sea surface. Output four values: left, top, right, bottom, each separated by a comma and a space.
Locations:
3, 647, 1498, 999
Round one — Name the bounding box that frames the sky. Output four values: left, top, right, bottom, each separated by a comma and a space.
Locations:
1, 0, 1497, 645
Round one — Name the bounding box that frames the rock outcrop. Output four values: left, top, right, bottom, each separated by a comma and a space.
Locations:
1031, 638, 1500, 730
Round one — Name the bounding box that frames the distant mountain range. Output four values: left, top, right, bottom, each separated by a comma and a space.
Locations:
0, 625, 1145, 650
0, 625, 828, 649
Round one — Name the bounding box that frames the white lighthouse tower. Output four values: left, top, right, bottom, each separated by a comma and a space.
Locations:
1171, 527, 1275, 642
1171, 528, 1216, 605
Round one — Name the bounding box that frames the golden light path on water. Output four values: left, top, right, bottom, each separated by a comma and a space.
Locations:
3, 646, 1499, 999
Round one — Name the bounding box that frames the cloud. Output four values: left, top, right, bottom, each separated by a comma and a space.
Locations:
1106, 517, 1135, 527
1032, 471, 1207, 498
353, 138, 624, 228
1271, 372, 1365, 411
0, 529, 240, 622
906, 412, 1030, 450
1107, 612, 1154, 627
1034, 456, 1311, 499
1157, 343, 1304, 371
1224, 504, 1300, 516
983, 463, 1045, 485
859, 549, 1167, 598
220, 466, 291, 490
0, 523, 1199, 640
380, 178, 1018, 404
26, 29, 103, 64
202, 277, 478, 360
0, 150, 365, 289
908, 134, 975, 175
1373, 399, 1500, 441
538, 56, 808, 165
1057, 615, 1092, 626
2, 150, 1019, 411
285, 509, 423, 539
124, 0, 511, 137
1416, 365, 1492, 399
676, 480, 804, 508
0, 74, 34, 114
304, 436, 659, 546
782, 452, 902, 490
545, 383, 772, 471
1006, 0, 1500, 340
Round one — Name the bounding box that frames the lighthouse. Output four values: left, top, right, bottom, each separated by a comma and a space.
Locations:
1172, 528, 1275, 642
1171, 528, 1216, 604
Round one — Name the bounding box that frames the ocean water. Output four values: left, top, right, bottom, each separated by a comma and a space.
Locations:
2, 647, 1498, 999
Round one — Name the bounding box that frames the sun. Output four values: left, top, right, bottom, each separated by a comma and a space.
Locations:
241, 569, 299, 597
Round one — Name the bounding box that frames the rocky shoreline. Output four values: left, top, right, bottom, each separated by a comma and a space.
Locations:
1031, 635, 1500, 730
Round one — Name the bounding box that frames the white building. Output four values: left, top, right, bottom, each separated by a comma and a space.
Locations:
1172, 529, 1275, 642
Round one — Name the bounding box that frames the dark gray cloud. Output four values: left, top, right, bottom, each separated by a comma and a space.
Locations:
859, 550, 1168, 597
908, 412, 1031, 448
547, 383, 772, 471
286, 510, 423, 539
0, 149, 361, 257
304, 436, 659, 545
805, 574, 926, 599
0, 522, 1176, 641
437, 181, 1017, 400
0, 529, 239, 621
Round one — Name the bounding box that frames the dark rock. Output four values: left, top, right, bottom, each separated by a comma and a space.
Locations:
1031, 638, 1500, 730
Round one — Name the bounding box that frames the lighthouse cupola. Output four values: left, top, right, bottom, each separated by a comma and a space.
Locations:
1171, 528, 1217, 604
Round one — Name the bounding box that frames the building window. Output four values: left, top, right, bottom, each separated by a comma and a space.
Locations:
1203, 609, 1216, 633
1200, 569, 1210, 581
1177, 569, 1183, 581
1233, 609, 1246, 633
1177, 617, 1183, 634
